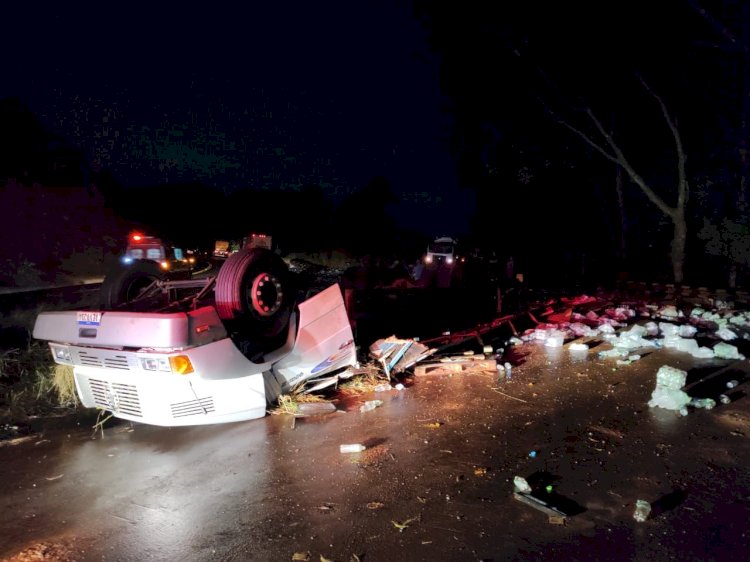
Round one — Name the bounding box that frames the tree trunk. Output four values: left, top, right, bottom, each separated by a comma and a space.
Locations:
671, 211, 687, 284
615, 165, 627, 263
555, 82, 689, 285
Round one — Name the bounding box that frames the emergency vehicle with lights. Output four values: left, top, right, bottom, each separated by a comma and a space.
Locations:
124, 231, 195, 273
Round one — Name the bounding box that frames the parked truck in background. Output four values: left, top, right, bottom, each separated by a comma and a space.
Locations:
424, 236, 458, 267
421, 236, 462, 288
215, 233, 274, 258
244, 232, 273, 251
213, 240, 230, 258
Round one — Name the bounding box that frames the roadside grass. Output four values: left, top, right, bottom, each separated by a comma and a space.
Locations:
270, 392, 330, 416
270, 362, 390, 416
0, 290, 100, 427
0, 341, 79, 425
338, 365, 389, 395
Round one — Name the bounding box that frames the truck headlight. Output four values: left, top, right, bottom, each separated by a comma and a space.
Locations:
50, 344, 72, 364
138, 355, 193, 374
138, 357, 171, 372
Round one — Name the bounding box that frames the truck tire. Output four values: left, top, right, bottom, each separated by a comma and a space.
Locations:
215, 248, 294, 338
100, 260, 166, 310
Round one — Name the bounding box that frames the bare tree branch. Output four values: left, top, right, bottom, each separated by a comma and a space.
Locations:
688, 0, 749, 56
510, 40, 690, 282
555, 116, 619, 163
585, 107, 676, 218
639, 77, 688, 212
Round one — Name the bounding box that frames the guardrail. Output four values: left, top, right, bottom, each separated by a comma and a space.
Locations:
616, 281, 750, 306
0, 282, 103, 317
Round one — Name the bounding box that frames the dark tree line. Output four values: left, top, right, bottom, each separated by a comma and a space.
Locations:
1, 97, 421, 286
0, 98, 130, 286
413, 0, 750, 287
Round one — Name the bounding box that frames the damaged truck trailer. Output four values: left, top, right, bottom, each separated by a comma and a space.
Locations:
32, 249, 357, 426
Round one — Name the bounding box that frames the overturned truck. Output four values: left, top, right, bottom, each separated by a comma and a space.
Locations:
32, 249, 357, 426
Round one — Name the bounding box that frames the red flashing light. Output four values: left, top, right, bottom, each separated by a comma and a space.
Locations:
132, 234, 143, 241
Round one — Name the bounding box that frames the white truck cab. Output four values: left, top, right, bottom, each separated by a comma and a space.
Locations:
32, 249, 357, 427
424, 236, 458, 266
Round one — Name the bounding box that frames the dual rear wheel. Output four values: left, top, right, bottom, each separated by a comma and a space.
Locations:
99, 249, 294, 339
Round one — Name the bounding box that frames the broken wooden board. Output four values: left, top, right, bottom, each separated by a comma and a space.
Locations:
369, 336, 432, 375
414, 358, 497, 377
513, 491, 568, 520
392, 342, 433, 373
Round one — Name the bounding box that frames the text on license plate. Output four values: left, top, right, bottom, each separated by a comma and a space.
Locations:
77, 311, 102, 326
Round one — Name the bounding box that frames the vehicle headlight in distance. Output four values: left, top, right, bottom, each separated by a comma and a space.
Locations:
50, 344, 72, 364
446, 256, 454, 264
138, 357, 171, 372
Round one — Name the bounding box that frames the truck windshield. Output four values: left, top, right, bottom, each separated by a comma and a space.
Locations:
428, 242, 454, 254
127, 245, 165, 260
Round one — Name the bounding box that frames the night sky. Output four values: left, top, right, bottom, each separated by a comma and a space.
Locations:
2, 1, 469, 236
4, 1, 750, 286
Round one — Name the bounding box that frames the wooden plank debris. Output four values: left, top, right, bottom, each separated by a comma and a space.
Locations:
513, 492, 568, 519
414, 358, 497, 377
369, 336, 432, 375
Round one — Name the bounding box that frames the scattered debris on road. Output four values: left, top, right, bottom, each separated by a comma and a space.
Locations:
369, 336, 433, 376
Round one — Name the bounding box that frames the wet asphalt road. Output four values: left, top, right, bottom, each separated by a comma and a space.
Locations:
2, 331, 750, 561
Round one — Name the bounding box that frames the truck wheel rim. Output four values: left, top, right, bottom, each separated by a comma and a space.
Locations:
249, 272, 283, 317
125, 276, 158, 302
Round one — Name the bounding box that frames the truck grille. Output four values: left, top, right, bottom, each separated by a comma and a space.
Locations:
88, 379, 142, 417
77, 350, 131, 370
170, 397, 215, 418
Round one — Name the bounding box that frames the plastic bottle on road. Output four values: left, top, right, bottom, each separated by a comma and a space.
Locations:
719, 394, 731, 405
340, 444, 366, 453
727, 380, 739, 389
513, 476, 532, 493
633, 500, 651, 522
360, 399, 383, 413
504, 362, 513, 380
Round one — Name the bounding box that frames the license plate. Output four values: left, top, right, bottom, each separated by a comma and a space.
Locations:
77, 311, 102, 326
